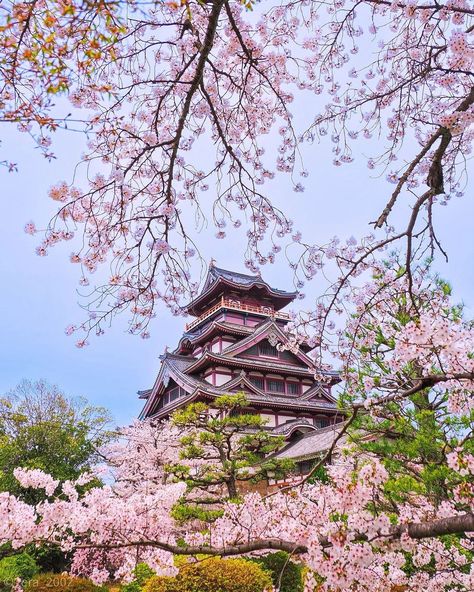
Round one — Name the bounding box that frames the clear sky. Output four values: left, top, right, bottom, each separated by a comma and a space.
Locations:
1, 96, 473, 427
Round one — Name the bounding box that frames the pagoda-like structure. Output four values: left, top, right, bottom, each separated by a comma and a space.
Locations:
139, 264, 342, 458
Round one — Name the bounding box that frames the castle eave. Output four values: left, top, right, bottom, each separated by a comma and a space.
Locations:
185, 352, 316, 376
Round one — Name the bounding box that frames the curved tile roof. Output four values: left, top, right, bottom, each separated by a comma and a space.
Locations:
184, 351, 316, 376
270, 419, 317, 435
185, 266, 297, 315
272, 423, 348, 461
206, 266, 295, 295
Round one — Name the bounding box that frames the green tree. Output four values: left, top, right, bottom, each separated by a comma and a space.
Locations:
0, 379, 112, 503
168, 393, 293, 521
0, 552, 39, 592
338, 268, 474, 566
0, 380, 113, 572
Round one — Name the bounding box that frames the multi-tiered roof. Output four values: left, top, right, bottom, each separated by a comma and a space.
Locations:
139, 265, 342, 455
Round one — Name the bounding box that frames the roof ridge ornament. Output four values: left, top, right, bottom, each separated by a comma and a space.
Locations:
267, 331, 280, 347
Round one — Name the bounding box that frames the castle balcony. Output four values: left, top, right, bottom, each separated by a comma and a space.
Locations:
185, 296, 291, 332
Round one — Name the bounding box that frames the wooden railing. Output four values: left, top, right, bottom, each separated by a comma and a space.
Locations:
185, 297, 290, 331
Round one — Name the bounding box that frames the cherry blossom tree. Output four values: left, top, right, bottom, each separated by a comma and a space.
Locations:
0, 265, 473, 590
1, 1, 474, 587
0, 0, 471, 340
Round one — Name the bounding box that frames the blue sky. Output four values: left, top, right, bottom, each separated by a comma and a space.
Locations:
1, 103, 473, 427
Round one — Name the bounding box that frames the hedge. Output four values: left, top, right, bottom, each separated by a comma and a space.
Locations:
143, 557, 272, 592
25, 574, 101, 592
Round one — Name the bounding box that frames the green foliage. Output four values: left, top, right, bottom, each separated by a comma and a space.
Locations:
168, 394, 293, 519
0, 553, 39, 592
350, 385, 474, 506
249, 551, 304, 592
143, 558, 272, 592
0, 379, 112, 504
338, 267, 474, 508
171, 500, 223, 522
121, 563, 155, 592
305, 463, 329, 484
25, 574, 100, 592
25, 544, 70, 574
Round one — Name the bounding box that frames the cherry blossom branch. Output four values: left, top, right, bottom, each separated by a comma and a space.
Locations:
77, 537, 308, 556
388, 512, 474, 541
375, 86, 474, 228
273, 371, 474, 495
74, 512, 474, 557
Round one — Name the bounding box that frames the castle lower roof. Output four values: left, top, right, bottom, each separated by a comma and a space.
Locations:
139, 352, 338, 420
271, 423, 349, 462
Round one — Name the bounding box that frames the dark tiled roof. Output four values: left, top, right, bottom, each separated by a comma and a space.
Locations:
142, 352, 338, 420
272, 423, 348, 461
270, 419, 316, 435
183, 321, 254, 341
185, 351, 316, 376
206, 266, 295, 297
137, 388, 152, 399
241, 392, 337, 410
159, 352, 197, 371
185, 266, 297, 315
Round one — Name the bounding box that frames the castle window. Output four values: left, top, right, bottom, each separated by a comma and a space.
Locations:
267, 379, 285, 393
314, 417, 330, 429
286, 382, 301, 395
156, 387, 186, 411
249, 376, 264, 389
259, 341, 278, 357
169, 388, 179, 402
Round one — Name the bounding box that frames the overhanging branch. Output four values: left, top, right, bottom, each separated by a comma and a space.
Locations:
75, 512, 474, 557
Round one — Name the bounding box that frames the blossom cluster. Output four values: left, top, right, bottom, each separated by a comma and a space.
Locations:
2, 0, 468, 336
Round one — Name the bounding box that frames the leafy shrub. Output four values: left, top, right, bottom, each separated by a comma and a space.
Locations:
25, 574, 100, 592
143, 557, 272, 592
249, 551, 304, 592
141, 577, 176, 592
0, 553, 39, 591
121, 563, 155, 592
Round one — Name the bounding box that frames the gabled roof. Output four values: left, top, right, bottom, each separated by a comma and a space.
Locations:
174, 321, 254, 353
222, 318, 317, 369
217, 372, 269, 398
185, 265, 297, 316
300, 383, 338, 403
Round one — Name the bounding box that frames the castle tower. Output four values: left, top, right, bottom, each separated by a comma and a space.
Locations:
139, 265, 342, 447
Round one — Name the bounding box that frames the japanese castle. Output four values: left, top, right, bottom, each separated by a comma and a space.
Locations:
138, 263, 345, 474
